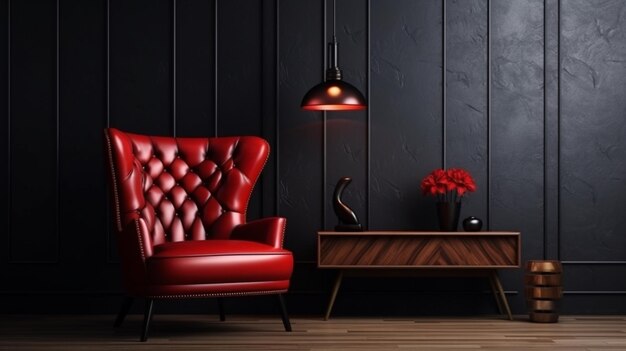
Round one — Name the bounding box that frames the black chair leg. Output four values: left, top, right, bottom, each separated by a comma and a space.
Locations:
277, 294, 292, 332
217, 298, 226, 321
140, 299, 154, 342
114, 297, 134, 328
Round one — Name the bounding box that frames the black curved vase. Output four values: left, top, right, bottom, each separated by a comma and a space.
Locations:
333, 177, 362, 231
436, 202, 461, 232
463, 216, 483, 231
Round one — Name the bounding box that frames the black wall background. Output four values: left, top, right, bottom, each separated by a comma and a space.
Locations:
1, 0, 626, 315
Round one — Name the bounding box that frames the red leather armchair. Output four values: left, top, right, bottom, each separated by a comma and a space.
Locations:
104, 128, 293, 341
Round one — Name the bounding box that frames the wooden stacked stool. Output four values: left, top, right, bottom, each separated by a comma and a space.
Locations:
524, 260, 563, 322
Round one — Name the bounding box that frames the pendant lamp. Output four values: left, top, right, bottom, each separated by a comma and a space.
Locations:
301, 0, 367, 111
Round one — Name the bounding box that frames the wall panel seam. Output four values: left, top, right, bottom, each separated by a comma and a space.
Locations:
55, 0, 61, 263
322, 0, 327, 231
366, 0, 370, 229
214, 0, 218, 137
542, 0, 547, 260
556, 0, 561, 261
106, 0, 110, 129
276, 0, 280, 215
6, 0, 10, 263
172, 0, 176, 137
259, 0, 264, 216
487, 0, 492, 231
105, 0, 117, 264
441, 0, 446, 169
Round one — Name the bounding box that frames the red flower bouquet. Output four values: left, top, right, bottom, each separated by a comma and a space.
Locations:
420, 168, 476, 202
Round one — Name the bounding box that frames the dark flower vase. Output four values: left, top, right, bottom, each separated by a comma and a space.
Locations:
436, 202, 461, 231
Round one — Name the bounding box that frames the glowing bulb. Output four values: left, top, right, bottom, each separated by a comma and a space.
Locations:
327, 86, 341, 97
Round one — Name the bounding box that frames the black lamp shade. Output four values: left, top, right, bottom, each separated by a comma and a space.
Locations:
301, 80, 367, 111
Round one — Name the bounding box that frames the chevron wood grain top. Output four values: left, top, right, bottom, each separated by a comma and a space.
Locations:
318, 231, 521, 268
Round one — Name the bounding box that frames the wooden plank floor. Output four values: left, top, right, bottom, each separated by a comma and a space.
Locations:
1, 315, 625, 350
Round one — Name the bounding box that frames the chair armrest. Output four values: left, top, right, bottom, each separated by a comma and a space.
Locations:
231, 217, 287, 249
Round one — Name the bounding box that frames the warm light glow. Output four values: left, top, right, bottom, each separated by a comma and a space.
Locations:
327, 86, 342, 97
301, 104, 366, 111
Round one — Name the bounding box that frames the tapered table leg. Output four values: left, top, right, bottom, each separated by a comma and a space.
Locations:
324, 270, 344, 321
491, 271, 513, 320
488, 274, 504, 315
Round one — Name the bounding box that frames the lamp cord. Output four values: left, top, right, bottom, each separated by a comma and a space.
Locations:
333, 0, 336, 40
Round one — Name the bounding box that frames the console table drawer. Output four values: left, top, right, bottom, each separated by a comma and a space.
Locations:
318, 232, 520, 268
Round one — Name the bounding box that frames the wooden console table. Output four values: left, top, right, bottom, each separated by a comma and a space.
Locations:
318, 231, 521, 320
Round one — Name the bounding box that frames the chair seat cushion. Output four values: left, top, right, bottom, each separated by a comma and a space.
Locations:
146, 240, 293, 286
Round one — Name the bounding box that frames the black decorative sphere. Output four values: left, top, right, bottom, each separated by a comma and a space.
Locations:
463, 216, 483, 231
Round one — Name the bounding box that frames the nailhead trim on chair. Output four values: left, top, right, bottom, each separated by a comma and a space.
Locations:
281, 220, 287, 248
104, 131, 124, 232
148, 289, 288, 299
134, 219, 146, 260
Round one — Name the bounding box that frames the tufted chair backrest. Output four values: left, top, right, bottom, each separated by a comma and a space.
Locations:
104, 128, 269, 246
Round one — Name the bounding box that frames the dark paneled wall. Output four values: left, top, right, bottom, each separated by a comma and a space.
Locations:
2, 0, 626, 315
